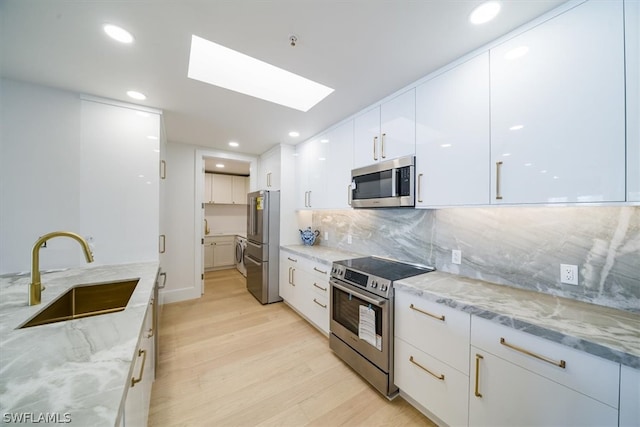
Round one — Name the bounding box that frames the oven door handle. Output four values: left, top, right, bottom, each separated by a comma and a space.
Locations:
330, 280, 386, 307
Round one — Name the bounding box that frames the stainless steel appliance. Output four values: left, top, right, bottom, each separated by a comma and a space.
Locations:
350, 155, 415, 208
245, 190, 281, 304
330, 256, 434, 398
235, 235, 247, 277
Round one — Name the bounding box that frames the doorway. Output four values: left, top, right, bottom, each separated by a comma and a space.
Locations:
195, 150, 257, 296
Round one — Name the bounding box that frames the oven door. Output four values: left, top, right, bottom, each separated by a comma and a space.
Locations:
330, 279, 390, 372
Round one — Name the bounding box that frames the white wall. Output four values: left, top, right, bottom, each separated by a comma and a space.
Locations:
205, 204, 246, 234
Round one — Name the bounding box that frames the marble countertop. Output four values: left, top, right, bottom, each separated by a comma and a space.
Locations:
395, 272, 640, 369
280, 245, 364, 266
0, 262, 159, 426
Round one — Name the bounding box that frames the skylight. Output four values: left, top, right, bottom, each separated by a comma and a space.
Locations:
187, 35, 334, 112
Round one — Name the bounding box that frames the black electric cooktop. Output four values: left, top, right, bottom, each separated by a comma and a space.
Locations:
333, 256, 434, 282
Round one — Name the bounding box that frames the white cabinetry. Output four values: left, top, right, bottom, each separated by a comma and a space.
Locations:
297, 120, 354, 209
626, 0, 640, 202
469, 316, 619, 427
354, 89, 415, 169
122, 296, 155, 427
490, 0, 625, 204
620, 365, 640, 427
279, 250, 330, 334
204, 235, 235, 270
259, 145, 291, 190
80, 99, 160, 264
415, 53, 490, 207
394, 290, 470, 426
204, 174, 247, 204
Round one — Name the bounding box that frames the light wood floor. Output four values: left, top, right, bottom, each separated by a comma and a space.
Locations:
149, 269, 436, 427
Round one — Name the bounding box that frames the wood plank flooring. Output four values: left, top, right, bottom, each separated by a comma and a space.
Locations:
149, 269, 436, 427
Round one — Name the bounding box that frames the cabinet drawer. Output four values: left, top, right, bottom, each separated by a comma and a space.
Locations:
395, 290, 470, 374
306, 293, 329, 334
395, 338, 469, 427
471, 316, 619, 408
298, 257, 331, 281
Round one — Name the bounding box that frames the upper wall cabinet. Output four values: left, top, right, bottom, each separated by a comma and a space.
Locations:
490, 0, 626, 204
353, 89, 415, 169
258, 146, 283, 190
204, 173, 248, 204
626, 0, 640, 202
415, 53, 490, 207
297, 120, 354, 210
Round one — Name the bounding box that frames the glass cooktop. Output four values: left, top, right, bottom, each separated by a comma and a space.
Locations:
334, 256, 434, 282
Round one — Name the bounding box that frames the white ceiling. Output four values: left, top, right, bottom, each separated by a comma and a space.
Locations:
0, 0, 567, 156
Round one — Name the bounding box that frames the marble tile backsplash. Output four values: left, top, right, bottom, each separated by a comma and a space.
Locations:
312, 206, 640, 312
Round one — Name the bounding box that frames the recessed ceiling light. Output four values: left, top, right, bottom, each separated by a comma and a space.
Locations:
440, 144, 452, 148
509, 124, 524, 131
103, 24, 134, 44
147, 135, 159, 140
470, 1, 501, 25
188, 35, 334, 112
320, 139, 329, 143
228, 141, 239, 147
289, 131, 300, 137
216, 164, 225, 168
127, 91, 146, 100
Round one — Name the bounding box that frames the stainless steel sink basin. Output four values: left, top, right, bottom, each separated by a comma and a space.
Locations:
19, 279, 139, 328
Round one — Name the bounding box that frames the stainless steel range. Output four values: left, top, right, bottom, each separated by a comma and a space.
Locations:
329, 256, 434, 398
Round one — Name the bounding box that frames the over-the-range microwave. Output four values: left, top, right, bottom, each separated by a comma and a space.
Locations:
350, 155, 415, 208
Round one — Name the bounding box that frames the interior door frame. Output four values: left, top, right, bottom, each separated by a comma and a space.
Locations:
194, 150, 258, 295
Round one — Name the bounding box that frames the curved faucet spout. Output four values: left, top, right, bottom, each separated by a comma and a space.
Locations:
30, 231, 94, 305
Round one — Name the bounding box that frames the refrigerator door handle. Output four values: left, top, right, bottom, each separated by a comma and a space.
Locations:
244, 254, 261, 266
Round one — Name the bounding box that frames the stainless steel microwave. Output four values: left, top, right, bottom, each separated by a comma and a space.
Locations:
350, 156, 415, 208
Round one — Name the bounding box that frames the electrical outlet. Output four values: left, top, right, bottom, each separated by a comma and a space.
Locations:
560, 264, 579, 285
324, 231, 329, 241
452, 249, 462, 265
347, 234, 352, 244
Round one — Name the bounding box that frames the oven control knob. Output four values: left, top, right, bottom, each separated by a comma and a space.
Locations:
371, 281, 377, 288
380, 284, 387, 292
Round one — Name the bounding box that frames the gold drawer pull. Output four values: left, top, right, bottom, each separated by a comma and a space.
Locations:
287, 257, 297, 262
410, 304, 445, 321
313, 283, 327, 292
131, 348, 147, 387
313, 298, 327, 308
500, 337, 566, 368
474, 354, 483, 397
409, 356, 444, 381
313, 267, 327, 275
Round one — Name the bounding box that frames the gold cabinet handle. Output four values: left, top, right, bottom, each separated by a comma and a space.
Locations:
159, 234, 166, 254
474, 353, 483, 397
381, 133, 386, 158
409, 356, 444, 381
291, 268, 295, 286
131, 348, 147, 387
373, 136, 378, 161
146, 328, 154, 338
313, 282, 327, 292
417, 173, 424, 203
496, 161, 503, 200
313, 267, 327, 275
410, 303, 445, 321
313, 298, 327, 308
347, 184, 353, 206
287, 257, 297, 262
160, 160, 166, 179
500, 337, 566, 368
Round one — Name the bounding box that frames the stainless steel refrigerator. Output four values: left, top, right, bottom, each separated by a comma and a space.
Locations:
245, 190, 281, 304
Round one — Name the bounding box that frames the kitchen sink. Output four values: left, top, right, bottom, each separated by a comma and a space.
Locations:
19, 279, 139, 328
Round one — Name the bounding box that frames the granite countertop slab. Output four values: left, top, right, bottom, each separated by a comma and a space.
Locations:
0, 262, 159, 426
395, 271, 640, 369
281, 245, 365, 266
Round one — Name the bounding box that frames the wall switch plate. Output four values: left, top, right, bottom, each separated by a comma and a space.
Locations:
452, 249, 462, 265
560, 264, 579, 285
324, 231, 329, 241
347, 234, 352, 244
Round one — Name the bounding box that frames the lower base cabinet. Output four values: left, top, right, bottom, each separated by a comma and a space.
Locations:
120, 297, 155, 426
620, 365, 640, 427
469, 316, 619, 427
395, 338, 469, 426
279, 250, 330, 334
